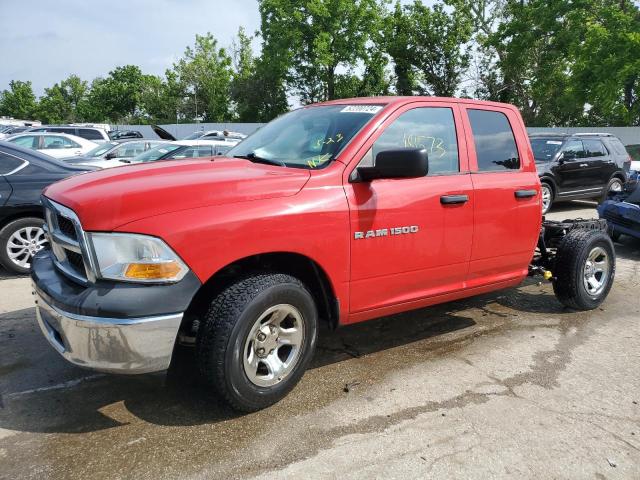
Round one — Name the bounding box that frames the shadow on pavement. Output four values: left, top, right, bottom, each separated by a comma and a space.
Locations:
0, 278, 576, 436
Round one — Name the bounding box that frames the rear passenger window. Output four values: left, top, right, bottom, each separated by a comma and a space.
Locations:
0, 153, 27, 175
362, 107, 459, 175
79, 128, 104, 140
583, 139, 607, 157
468, 109, 520, 171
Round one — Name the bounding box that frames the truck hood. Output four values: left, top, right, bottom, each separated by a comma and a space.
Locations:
44, 157, 311, 230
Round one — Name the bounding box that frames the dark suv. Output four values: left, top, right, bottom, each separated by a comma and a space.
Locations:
530, 133, 631, 214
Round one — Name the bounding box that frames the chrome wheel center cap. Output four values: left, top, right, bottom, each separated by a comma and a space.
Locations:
254, 325, 278, 357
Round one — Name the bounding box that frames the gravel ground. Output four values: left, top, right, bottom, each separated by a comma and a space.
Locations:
0, 200, 639, 480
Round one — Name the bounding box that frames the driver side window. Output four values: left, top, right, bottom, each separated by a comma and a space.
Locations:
357, 107, 459, 175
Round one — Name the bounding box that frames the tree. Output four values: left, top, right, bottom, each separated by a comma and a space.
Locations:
259, 0, 384, 103
0, 80, 38, 119
37, 84, 72, 124
382, 2, 418, 95
172, 33, 234, 122
571, 0, 640, 125
79, 66, 146, 123
230, 27, 261, 122
60, 75, 88, 116
37, 74, 88, 123
407, 1, 473, 97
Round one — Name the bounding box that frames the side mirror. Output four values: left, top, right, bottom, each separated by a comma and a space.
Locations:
560, 150, 576, 161
354, 148, 429, 182
105, 152, 117, 160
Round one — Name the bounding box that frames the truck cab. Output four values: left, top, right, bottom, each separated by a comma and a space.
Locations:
31, 97, 615, 412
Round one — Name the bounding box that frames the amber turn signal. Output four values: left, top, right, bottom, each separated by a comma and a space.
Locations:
124, 262, 182, 280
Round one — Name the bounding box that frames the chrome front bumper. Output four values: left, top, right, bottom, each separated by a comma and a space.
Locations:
34, 289, 183, 374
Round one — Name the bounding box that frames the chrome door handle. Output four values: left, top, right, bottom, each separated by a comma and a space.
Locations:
515, 189, 537, 198
579, 163, 588, 167
440, 194, 469, 205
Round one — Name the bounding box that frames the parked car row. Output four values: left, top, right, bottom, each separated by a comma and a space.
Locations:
0, 131, 248, 274
0, 117, 636, 277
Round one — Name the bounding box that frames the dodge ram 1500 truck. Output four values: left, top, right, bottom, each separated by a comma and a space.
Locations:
31, 97, 616, 412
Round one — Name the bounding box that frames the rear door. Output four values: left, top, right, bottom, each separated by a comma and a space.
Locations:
344, 102, 474, 314
583, 138, 614, 187
461, 105, 541, 288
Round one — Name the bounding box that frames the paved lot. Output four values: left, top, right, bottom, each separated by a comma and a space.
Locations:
1, 201, 639, 479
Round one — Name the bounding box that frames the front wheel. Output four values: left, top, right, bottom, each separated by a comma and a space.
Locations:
553, 230, 615, 310
196, 273, 318, 412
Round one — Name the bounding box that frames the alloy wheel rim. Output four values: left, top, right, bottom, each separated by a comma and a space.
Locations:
243, 304, 305, 387
6, 226, 47, 269
609, 180, 623, 193
582, 246, 610, 296
542, 185, 552, 212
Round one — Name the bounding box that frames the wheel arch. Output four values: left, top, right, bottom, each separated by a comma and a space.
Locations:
610, 171, 626, 183
182, 251, 340, 337
0, 209, 44, 231
539, 176, 557, 195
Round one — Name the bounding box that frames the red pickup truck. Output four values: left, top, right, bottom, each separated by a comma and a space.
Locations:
31, 97, 615, 411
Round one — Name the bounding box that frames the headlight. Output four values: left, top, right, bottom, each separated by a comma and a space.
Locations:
87, 233, 188, 283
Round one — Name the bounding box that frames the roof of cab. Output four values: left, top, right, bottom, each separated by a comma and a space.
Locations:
315, 96, 520, 110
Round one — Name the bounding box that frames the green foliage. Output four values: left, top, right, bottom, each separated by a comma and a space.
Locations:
37, 75, 88, 123
3, 1, 640, 126
0, 80, 38, 119
171, 33, 234, 122
410, 1, 473, 96
259, 0, 385, 103
382, 2, 418, 95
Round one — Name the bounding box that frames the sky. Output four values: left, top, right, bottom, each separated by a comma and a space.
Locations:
0, 0, 262, 95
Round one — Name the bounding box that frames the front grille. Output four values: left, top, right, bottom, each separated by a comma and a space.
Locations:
66, 250, 85, 272
56, 215, 77, 240
44, 198, 91, 284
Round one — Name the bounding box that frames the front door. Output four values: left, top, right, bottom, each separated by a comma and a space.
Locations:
344, 103, 474, 315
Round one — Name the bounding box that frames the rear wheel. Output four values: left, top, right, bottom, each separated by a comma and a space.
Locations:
553, 230, 615, 310
541, 182, 554, 215
196, 273, 318, 412
0, 217, 47, 275
600, 177, 623, 203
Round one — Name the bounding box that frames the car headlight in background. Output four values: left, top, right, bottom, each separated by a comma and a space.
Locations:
87, 233, 188, 283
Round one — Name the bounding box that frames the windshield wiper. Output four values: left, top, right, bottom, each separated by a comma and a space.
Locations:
234, 152, 286, 167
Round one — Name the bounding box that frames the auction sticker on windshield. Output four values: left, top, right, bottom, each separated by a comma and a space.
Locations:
340, 105, 383, 114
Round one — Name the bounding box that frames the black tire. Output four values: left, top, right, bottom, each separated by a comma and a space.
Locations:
0, 217, 47, 275
541, 181, 554, 215
600, 177, 624, 203
196, 273, 318, 412
553, 230, 615, 310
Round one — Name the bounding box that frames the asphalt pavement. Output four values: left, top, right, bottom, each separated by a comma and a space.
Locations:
1, 200, 639, 479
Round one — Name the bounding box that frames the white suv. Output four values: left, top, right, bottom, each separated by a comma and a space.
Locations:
29, 125, 109, 143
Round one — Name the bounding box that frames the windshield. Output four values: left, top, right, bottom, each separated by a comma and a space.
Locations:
530, 137, 564, 162
183, 131, 204, 140
228, 104, 382, 169
86, 142, 119, 157
134, 143, 182, 162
